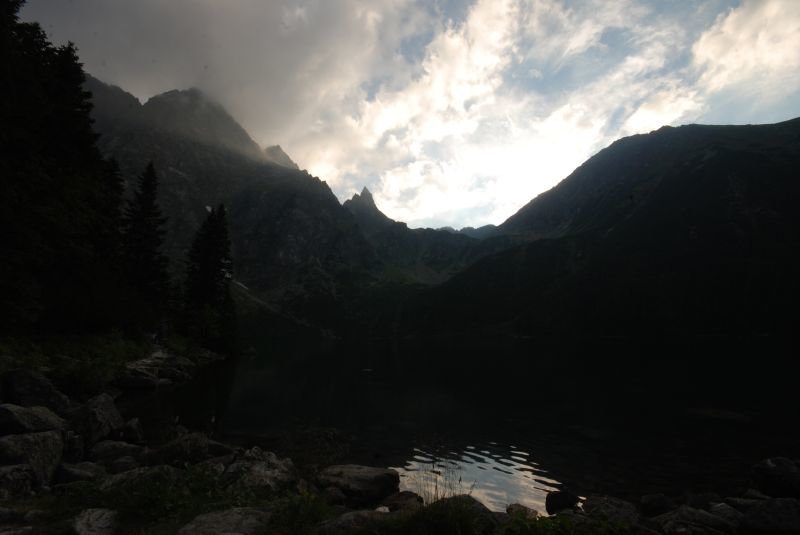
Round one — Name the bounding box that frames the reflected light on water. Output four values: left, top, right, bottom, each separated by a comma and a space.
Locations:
390, 441, 562, 513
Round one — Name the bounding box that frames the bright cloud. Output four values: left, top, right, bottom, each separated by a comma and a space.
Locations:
22, 0, 800, 228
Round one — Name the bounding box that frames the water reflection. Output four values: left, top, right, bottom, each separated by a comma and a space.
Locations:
391, 441, 562, 513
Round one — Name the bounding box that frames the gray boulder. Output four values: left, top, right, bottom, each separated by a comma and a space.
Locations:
744, 498, 800, 534
107, 456, 139, 474
319, 510, 387, 535
545, 489, 580, 515
709, 503, 744, 528
219, 447, 296, 493
0, 464, 36, 500
584, 495, 640, 525
56, 462, 106, 484
1, 369, 71, 415
71, 394, 124, 445
641, 493, 678, 517
150, 432, 210, 465
120, 418, 144, 444
753, 458, 800, 499
63, 431, 85, 463
653, 505, 736, 535
73, 508, 118, 535
507, 503, 539, 519
89, 440, 143, 463
0, 404, 66, 435
0, 430, 63, 485
318, 465, 399, 506
99, 465, 179, 495
427, 495, 497, 534
177, 507, 271, 535
382, 491, 424, 512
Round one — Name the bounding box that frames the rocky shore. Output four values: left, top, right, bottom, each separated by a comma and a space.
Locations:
1, 348, 799, 534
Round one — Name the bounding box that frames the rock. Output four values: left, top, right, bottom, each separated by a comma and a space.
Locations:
753, 458, 800, 499
323, 485, 347, 505
744, 488, 772, 500
709, 503, 744, 527
426, 495, 498, 534
653, 505, 736, 535
207, 439, 235, 457
71, 394, 124, 445
0, 465, 36, 499
545, 490, 580, 515
73, 508, 118, 535
319, 510, 387, 535
107, 456, 139, 474
0, 528, 33, 535
0, 507, 24, 523
120, 418, 144, 444
686, 491, 723, 510
218, 447, 296, 493
150, 432, 210, 465
381, 491, 424, 512
641, 493, 678, 517
177, 507, 271, 535
99, 465, 179, 495
318, 465, 399, 506
507, 503, 539, 519
1, 369, 71, 415
726, 497, 766, 512
23, 509, 44, 522
63, 431, 85, 463
0, 404, 66, 435
744, 498, 800, 534
56, 462, 107, 484
584, 495, 640, 525
90, 440, 143, 463
0, 430, 63, 485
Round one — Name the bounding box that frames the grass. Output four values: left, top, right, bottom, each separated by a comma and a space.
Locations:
406, 459, 476, 505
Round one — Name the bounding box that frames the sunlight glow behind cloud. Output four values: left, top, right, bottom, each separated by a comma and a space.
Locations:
23, 0, 800, 228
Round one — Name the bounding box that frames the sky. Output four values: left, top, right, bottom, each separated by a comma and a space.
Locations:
22, 0, 800, 228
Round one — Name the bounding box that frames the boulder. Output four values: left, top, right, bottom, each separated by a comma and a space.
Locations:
686, 492, 723, 510
322, 485, 347, 505
107, 456, 139, 474
0, 465, 36, 499
99, 465, 179, 495
71, 394, 124, 445
318, 465, 399, 506
641, 493, 678, 517
709, 503, 744, 527
726, 497, 765, 512
63, 431, 85, 463
319, 510, 387, 535
0, 404, 66, 435
73, 508, 118, 535
0, 507, 24, 523
120, 418, 144, 444
90, 440, 143, 463
219, 447, 296, 493
178, 507, 271, 535
653, 505, 736, 535
0, 527, 33, 534
545, 490, 580, 515
1, 369, 71, 415
584, 495, 640, 525
426, 495, 498, 534
382, 490, 424, 512
56, 462, 107, 484
507, 503, 539, 519
150, 432, 210, 465
753, 458, 800, 499
744, 498, 800, 534
0, 430, 63, 485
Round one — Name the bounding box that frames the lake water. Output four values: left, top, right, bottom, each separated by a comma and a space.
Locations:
128, 337, 798, 514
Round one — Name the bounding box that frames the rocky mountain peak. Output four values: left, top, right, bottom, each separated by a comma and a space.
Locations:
263, 145, 299, 170
343, 186, 394, 236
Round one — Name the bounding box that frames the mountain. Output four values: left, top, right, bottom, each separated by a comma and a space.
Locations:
263, 145, 299, 169
342, 187, 395, 237
85, 75, 377, 325
413, 118, 800, 339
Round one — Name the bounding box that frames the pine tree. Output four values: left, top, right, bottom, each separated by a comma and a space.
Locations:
121, 162, 170, 310
184, 204, 235, 349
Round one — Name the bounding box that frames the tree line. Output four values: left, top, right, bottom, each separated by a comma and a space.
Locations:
1, 0, 234, 351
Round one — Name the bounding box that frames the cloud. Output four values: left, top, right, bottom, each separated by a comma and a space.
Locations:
21, 0, 800, 228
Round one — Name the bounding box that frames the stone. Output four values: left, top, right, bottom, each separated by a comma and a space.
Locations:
709, 503, 744, 527
150, 432, 210, 465
1, 369, 71, 415
177, 507, 270, 535
56, 462, 107, 484
653, 505, 736, 535
743, 488, 771, 500
0, 430, 63, 485
63, 431, 85, 463
73, 508, 118, 535
545, 490, 580, 515
319, 510, 389, 535
90, 440, 143, 463
753, 458, 800, 499
0, 465, 36, 500
726, 497, 766, 512
686, 491, 722, 510
0, 508, 24, 523
120, 418, 144, 444
318, 464, 399, 506
323, 485, 347, 505
381, 491, 424, 512
0, 528, 33, 535
219, 447, 296, 493
0, 404, 66, 435
107, 456, 139, 474
507, 503, 539, 519
744, 498, 800, 534
584, 495, 640, 525
641, 493, 678, 517
71, 394, 124, 445
99, 465, 179, 495
427, 495, 498, 534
